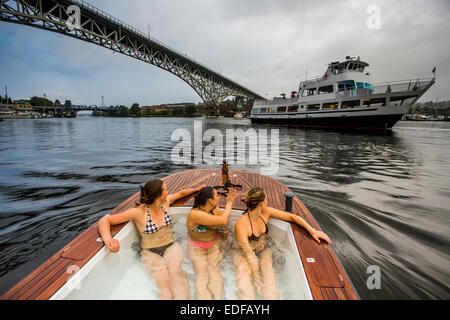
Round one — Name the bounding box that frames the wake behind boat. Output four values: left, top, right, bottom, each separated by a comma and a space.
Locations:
0, 167, 359, 300
250, 56, 435, 131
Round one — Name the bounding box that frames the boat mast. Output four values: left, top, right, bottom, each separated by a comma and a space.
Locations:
5, 85, 8, 109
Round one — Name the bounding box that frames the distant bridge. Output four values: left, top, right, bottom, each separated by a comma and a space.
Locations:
54, 100, 118, 111
0, 0, 265, 109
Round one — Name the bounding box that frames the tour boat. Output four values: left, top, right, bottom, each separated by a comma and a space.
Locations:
1, 167, 359, 300
250, 56, 435, 131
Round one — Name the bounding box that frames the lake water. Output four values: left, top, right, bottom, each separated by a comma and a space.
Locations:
0, 116, 449, 299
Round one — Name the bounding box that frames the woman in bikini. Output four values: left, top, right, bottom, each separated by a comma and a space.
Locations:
98, 179, 205, 300
186, 186, 236, 300
233, 187, 332, 300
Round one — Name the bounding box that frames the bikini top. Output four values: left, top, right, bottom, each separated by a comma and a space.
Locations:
143, 204, 172, 234
248, 213, 269, 241
192, 208, 217, 233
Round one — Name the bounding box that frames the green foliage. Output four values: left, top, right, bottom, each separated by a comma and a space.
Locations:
171, 108, 184, 116
185, 105, 196, 115
130, 103, 141, 117
30, 96, 54, 107
118, 106, 130, 117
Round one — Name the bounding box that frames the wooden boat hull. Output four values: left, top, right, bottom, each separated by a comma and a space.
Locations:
1, 169, 359, 300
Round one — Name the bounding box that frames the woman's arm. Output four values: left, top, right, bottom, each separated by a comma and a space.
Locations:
98, 208, 137, 253
264, 207, 332, 244
235, 219, 261, 279
189, 189, 236, 226
167, 184, 206, 205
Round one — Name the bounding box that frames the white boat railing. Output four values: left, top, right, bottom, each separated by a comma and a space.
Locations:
336, 78, 434, 98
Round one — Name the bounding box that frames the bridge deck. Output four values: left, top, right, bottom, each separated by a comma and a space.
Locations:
1, 169, 359, 300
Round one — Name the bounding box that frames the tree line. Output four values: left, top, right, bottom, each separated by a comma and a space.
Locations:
95, 103, 198, 117
408, 100, 450, 115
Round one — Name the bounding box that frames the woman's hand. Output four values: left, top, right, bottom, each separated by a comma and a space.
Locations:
105, 238, 120, 253
310, 229, 332, 244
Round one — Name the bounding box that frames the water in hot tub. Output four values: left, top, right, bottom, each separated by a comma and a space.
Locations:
64, 213, 310, 300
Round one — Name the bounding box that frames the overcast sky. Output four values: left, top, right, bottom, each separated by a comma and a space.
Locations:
1, 0, 449, 106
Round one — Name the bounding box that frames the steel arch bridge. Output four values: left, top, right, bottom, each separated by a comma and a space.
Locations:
0, 0, 264, 109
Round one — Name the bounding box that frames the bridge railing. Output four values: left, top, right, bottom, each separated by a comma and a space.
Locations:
71, 0, 221, 75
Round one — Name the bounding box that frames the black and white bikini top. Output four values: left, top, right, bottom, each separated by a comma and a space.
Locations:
143, 205, 172, 234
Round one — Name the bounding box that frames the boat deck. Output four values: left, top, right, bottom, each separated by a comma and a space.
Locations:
1, 169, 359, 300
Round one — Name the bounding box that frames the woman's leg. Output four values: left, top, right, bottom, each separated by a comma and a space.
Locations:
232, 250, 256, 300
206, 237, 224, 300
187, 242, 213, 299
259, 248, 280, 300
164, 242, 191, 300
141, 251, 173, 300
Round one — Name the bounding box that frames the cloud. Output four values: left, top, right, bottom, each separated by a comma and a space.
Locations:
0, 0, 449, 105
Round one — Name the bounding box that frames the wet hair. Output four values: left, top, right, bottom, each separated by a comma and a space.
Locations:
193, 186, 216, 209
140, 179, 164, 205
241, 187, 266, 210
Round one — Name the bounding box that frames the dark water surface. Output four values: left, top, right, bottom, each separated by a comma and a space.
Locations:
0, 116, 449, 299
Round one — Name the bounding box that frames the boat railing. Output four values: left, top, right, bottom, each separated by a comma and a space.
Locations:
336, 78, 434, 98
372, 78, 433, 94
299, 75, 326, 88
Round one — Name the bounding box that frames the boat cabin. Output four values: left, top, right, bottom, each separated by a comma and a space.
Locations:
298, 57, 374, 97
327, 57, 369, 76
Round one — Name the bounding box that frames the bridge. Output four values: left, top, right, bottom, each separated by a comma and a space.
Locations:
0, 0, 265, 110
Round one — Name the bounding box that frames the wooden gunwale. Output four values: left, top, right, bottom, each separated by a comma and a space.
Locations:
1, 169, 359, 300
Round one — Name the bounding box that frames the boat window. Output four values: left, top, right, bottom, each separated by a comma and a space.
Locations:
322, 102, 338, 110
277, 106, 287, 113
268, 107, 275, 113
301, 89, 308, 97
338, 80, 356, 91
252, 108, 259, 114
307, 104, 321, 111
259, 107, 268, 113
318, 85, 334, 94
363, 98, 386, 107
332, 65, 339, 74
341, 100, 360, 109
288, 105, 298, 113
348, 63, 353, 70
307, 88, 317, 96
356, 82, 364, 89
